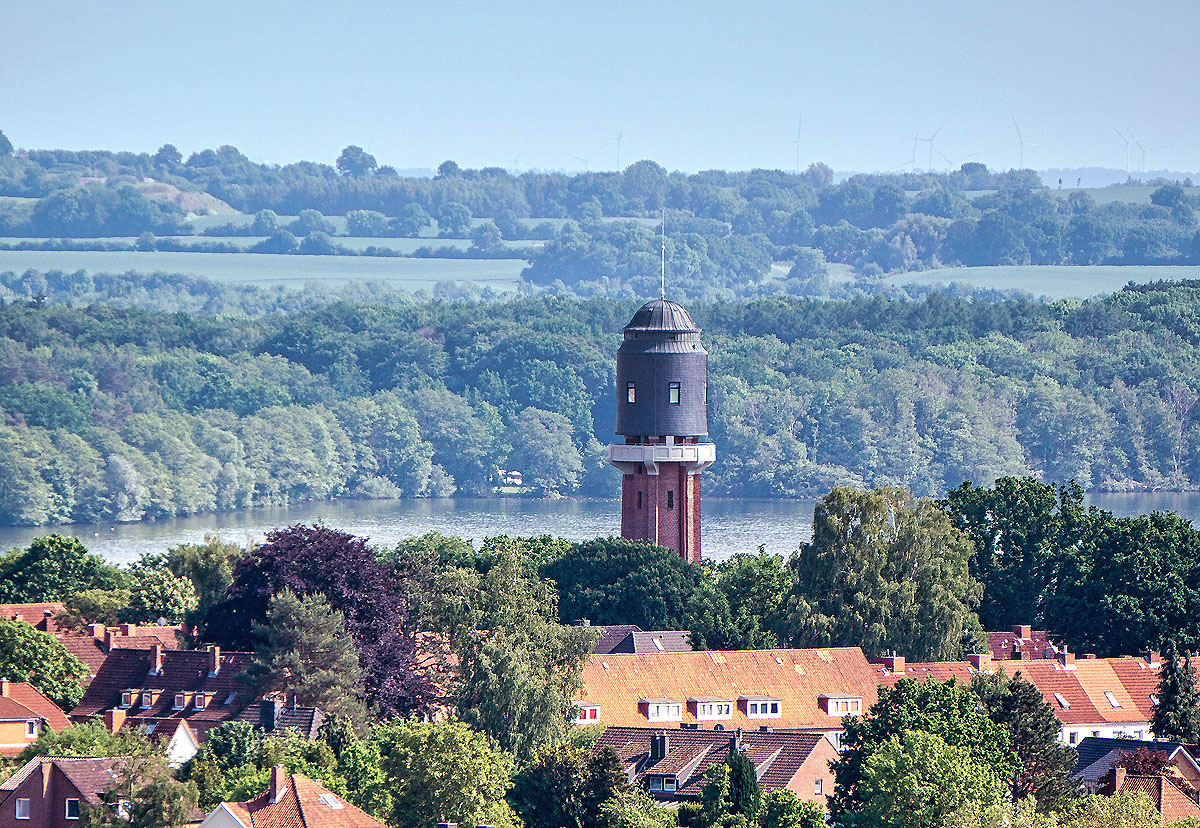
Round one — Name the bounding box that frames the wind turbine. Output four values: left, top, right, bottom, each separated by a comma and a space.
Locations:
565, 145, 605, 171
1012, 118, 1038, 168
916, 120, 947, 171
613, 130, 624, 171
1135, 139, 1173, 173
505, 139, 530, 174
792, 117, 803, 173
1111, 126, 1136, 173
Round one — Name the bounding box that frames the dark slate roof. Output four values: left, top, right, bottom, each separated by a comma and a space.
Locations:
594, 726, 830, 799
624, 300, 700, 333
1074, 736, 1187, 777
610, 631, 694, 654
236, 699, 325, 739
592, 626, 644, 654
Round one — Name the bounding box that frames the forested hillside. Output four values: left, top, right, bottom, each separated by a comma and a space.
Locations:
4, 271, 1200, 525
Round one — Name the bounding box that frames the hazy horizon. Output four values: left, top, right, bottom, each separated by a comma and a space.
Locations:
3, 0, 1197, 175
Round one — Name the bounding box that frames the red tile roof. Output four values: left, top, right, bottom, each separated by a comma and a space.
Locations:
1111, 772, 1200, 823
0, 755, 126, 805
986, 626, 1061, 662
0, 680, 71, 731
219, 767, 387, 827
578, 648, 880, 731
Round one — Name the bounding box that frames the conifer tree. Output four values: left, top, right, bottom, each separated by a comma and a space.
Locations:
726, 749, 761, 820
1151, 640, 1200, 742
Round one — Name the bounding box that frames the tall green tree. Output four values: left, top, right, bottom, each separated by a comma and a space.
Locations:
787, 486, 983, 661
1151, 640, 1200, 741
832, 678, 1018, 823
163, 536, 244, 624
757, 789, 825, 828
0, 534, 128, 602
82, 754, 199, 828
726, 749, 762, 820
943, 478, 1091, 630
17, 720, 153, 764
0, 618, 88, 710
972, 670, 1080, 811
375, 720, 518, 828
509, 744, 626, 828
506, 407, 583, 496
247, 589, 370, 731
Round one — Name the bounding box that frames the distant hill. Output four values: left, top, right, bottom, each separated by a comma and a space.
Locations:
1041, 167, 1198, 188
133, 179, 239, 216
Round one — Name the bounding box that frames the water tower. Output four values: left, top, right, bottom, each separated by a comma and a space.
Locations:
609, 299, 715, 563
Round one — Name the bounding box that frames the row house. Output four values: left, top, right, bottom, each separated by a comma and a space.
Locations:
0, 679, 71, 757
574, 648, 880, 746
0, 756, 126, 828
1, 603, 184, 684
69, 644, 320, 764
593, 726, 838, 807
871, 650, 1162, 746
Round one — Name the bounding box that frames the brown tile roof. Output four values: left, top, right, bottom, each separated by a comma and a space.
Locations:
873, 660, 977, 688
578, 648, 880, 731
0, 602, 67, 621
1107, 656, 1163, 720
0, 680, 72, 731
1011, 659, 1148, 726
986, 626, 1061, 662
1114, 773, 1200, 823
0, 755, 126, 804
594, 726, 833, 799
70, 646, 263, 739
223, 767, 387, 827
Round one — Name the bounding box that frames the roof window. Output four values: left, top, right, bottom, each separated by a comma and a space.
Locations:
1104, 691, 1121, 709
1053, 692, 1070, 709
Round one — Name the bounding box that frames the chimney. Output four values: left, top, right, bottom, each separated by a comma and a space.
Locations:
104, 628, 113, 652
0, 678, 8, 696
261, 697, 282, 732
119, 623, 136, 636
269, 765, 288, 804
104, 707, 126, 732
1013, 624, 1032, 639
1142, 650, 1161, 668
207, 645, 220, 677
1058, 649, 1076, 668
734, 727, 743, 751
966, 653, 993, 671
872, 655, 905, 673
89, 623, 105, 640
150, 644, 163, 675
1112, 766, 1126, 792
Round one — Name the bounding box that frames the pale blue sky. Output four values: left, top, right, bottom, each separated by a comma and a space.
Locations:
2, 1, 1196, 174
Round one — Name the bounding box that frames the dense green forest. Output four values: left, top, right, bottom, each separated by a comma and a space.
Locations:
1, 134, 1199, 302
5, 269, 1200, 525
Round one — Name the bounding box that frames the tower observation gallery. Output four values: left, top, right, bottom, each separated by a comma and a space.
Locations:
608, 299, 716, 563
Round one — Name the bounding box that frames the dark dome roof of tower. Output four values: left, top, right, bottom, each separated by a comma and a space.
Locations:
623, 299, 699, 333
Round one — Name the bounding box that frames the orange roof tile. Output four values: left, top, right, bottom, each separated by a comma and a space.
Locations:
0, 681, 71, 731
226, 769, 387, 827
578, 648, 880, 731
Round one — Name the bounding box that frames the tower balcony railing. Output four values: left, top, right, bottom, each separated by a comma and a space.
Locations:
608, 441, 716, 475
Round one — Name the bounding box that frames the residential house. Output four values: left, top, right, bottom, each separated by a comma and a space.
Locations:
1074, 737, 1200, 793
867, 649, 1163, 747
987, 625, 1061, 662
591, 625, 693, 655
0, 678, 72, 757
1100, 766, 1200, 824
69, 644, 321, 763
198, 765, 386, 828
593, 726, 837, 807
0, 756, 125, 828
0, 604, 185, 684
575, 648, 880, 745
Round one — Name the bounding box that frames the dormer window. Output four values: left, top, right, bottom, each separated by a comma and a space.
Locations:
642, 698, 683, 722
174, 693, 187, 711
195, 693, 208, 710
742, 696, 782, 718
669, 382, 681, 404
626, 383, 636, 404
141, 690, 158, 709
120, 691, 137, 709
574, 702, 599, 722
692, 698, 733, 720
820, 695, 862, 717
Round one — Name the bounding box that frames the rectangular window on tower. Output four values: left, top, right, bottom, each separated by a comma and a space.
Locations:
669, 382, 681, 404
667, 491, 674, 509
626, 382, 636, 404
637, 491, 643, 509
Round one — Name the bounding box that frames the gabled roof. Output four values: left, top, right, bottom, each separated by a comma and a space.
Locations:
0, 756, 126, 804
1014, 659, 1148, 726
220, 768, 387, 827
1074, 737, 1187, 776
579, 648, 880, 730
1113, 773, 1200, 822
0, 681, 71, 731
986, 628, 1060, 662
874, 661, 976, 688
592, 625, 643, 654
594, 726, 831, 798
71, 647, 259, 728
611, 631, 694, 655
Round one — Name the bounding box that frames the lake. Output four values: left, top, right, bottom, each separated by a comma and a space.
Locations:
3, 491, 1200, 565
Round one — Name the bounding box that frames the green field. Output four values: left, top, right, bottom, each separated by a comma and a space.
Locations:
887, 265, 1200, 299
0, 250, 526, 290
1052, 185, 1199, 205
1, 236, 536, 253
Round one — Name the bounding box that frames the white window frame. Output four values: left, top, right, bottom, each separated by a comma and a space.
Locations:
696, 701, 733, 720
745, 699, 782, 719
1104, 691, 1122, 709
173, 693, 186, 711
664, 777, 677, 792
120, 691, 134, 709
1053, 693, 1070, 709
15, 798, 30, 820
194, 693, 207, 710
814, 778, 823, 796
649, 777, 663, 791
65, 798, 80, 820
646, 703, 682, 722
24, 720, 36, 738
626, 383, 636, 404
668, 382, 681, 404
